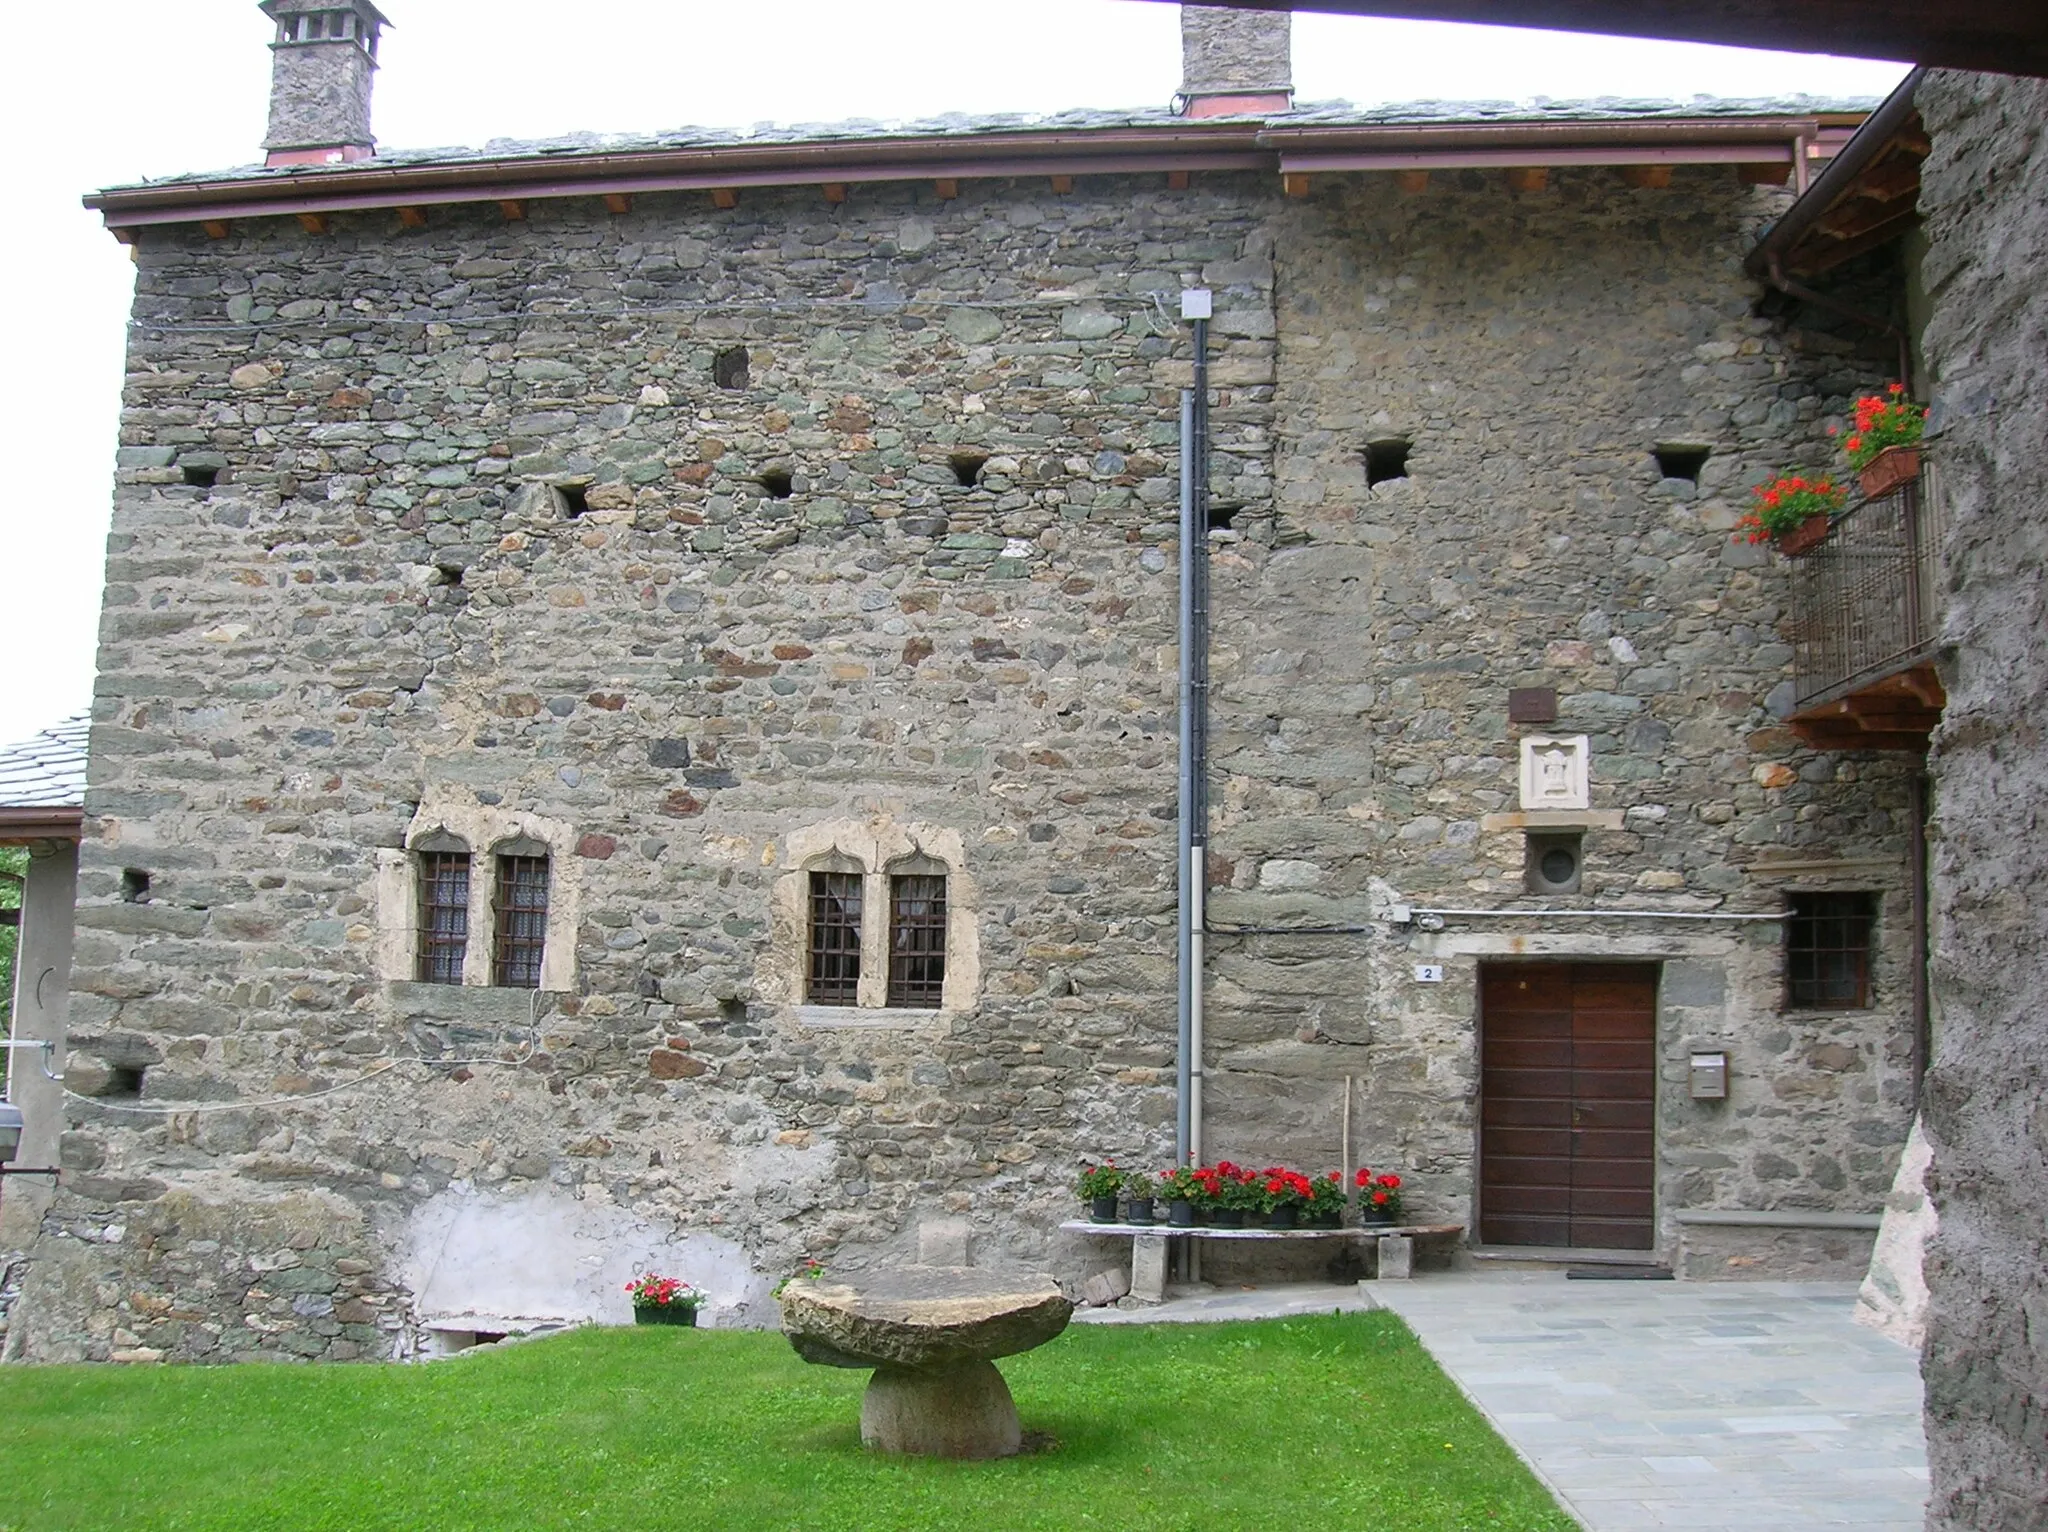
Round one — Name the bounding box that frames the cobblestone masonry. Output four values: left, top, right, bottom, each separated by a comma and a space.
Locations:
1912, 69, 2048, 1532
12, 162, 1918, 1360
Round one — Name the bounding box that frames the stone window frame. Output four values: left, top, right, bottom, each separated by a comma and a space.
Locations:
764, 819, 978, 1027
377, 804, 581, 993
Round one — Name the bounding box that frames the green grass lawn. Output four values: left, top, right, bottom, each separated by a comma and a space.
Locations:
0, 1312, 1574, 1532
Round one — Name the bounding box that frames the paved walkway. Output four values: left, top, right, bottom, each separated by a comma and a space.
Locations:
1371, 1270, 1927, 1532
1074, 1271, 1926, 1530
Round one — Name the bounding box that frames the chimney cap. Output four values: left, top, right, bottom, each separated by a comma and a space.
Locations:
260, 0, 392, 39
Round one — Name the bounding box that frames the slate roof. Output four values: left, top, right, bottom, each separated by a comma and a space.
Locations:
0, 714, 89, 811
111, 94, 1882, 191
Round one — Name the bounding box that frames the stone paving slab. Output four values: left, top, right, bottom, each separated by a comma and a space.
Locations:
1370, 1270, 1927, 1532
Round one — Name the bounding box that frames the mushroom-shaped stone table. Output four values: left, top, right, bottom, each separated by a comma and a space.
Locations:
777, 1269, 1073, 1459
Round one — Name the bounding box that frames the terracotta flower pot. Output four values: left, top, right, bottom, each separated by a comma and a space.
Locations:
1774, 513, 1832, 557
1858, 444, 1922, 500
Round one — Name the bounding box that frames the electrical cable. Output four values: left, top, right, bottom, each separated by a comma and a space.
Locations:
129, 291, 1183, 336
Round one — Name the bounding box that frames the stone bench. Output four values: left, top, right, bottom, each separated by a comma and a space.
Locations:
1060, 1220, 1464, 1302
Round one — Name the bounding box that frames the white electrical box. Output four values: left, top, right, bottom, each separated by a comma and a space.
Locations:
1180, 288, 1213, 320
1689, 1051, 1729, 1100
1413, 964, 1445, 984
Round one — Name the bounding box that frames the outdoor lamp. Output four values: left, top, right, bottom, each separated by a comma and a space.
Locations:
0, 1101, 23, 1164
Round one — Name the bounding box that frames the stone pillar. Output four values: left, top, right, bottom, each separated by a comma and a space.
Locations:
1179, 3, 1293, 118
258, 0, 386, 164
1, 843, 77, 1245
1131, 1234, 1169, 1302
1374, 1235, 1413, 1280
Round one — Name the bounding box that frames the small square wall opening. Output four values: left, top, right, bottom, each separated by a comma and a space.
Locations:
1654, 444, 1711, 484
556, 483, 590, 518
713, 347, 751, 391
181, 464, 219, 490
120, 868, 152, 904
1525, 832, 1584, 895
755, 469, 794, 500
948, 452, 988, 488
1365, 438, 1411, 487
105, 1064, 146, 1100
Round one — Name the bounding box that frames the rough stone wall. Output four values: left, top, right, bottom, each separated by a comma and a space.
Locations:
264, 43, 376, 151
18, 158, 1930, 1360
1181, 7, 1293, 95
1912, 69, 2048, 1532
31, 175, 1276, 1360
1198, 167, 1918, 1246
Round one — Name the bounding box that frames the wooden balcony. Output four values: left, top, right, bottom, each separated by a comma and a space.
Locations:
1785, 462, 1946, 754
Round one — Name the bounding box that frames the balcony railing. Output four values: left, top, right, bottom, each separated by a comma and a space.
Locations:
1790, 459, 1944, 711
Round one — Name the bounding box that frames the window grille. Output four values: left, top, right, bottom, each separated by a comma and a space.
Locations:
417, 852, 471, 984
1786, 892, 1875, 1009
887, 874, 948, 1008
807, 871, 862, 1006
492, 855, 550, 989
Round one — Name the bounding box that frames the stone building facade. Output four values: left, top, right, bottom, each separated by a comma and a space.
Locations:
6, 4, 1923, 1362
1909, 67, 2048, 1532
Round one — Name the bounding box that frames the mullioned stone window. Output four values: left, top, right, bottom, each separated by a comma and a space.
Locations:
767, 820, 977, 1023
377, 804, 580, 993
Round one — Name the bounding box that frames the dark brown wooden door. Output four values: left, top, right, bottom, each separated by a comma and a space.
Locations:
1479, 963, 1657, 1250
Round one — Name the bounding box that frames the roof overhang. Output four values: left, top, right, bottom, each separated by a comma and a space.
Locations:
1747, 68, 1924, 281
85, 113, 1858, 236
1164, 1, 2047, 79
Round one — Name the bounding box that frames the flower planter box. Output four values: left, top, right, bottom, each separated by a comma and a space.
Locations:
635, 1305, 699, 1327
1858, 444, 1922, 500
1774, 513, 1832, 558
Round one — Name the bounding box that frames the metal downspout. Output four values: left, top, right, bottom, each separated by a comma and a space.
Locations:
1176, 386, 1196, 1169
1175, 301, 1212, 1171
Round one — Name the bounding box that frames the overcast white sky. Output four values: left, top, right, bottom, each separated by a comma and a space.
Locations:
0, 2, 1907, 747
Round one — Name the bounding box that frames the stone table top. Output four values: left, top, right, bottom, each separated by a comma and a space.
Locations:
778, 1268, 1073, 1371
1059, 1219, 1463, 1240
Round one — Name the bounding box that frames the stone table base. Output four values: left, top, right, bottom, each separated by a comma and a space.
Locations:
861, 1359, 1022, 1459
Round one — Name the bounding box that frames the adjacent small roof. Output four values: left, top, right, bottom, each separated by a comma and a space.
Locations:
0, 714, 88, 843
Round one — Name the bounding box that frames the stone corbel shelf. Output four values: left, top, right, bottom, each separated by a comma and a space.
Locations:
1674, 1208, 1883, 1230
1059, 1220, 1458, 1240
1481, 811, 1627, 832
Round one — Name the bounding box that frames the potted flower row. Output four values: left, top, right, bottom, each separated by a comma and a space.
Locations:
626, 1273, 705, 1327
1740, 383, 1929, 556
1076, 1161, 1404, 1229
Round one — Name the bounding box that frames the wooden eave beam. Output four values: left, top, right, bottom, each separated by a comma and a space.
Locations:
1787, 724, 1932, 753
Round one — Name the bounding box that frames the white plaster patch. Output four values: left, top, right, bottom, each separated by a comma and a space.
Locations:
400, 1186, 775, 1342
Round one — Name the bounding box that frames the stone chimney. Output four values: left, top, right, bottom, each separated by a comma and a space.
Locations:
258, 1, 389, 166
1179, 4, 1293, 119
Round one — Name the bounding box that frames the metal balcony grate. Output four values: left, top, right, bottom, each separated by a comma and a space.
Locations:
1791, 460, 1944, 710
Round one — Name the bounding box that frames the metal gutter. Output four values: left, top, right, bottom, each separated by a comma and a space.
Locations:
0, 808, 83, 845
1259, 116, 1824, 152
1745, 68, 1925, 279
1278, 143, 1795, 173
1673, 1208, 1883, 1231
85, 111, 1860, 234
